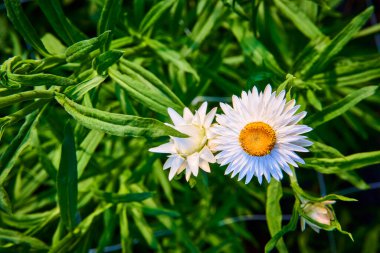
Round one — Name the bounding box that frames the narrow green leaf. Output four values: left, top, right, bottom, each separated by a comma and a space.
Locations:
265, 201, 299, 253
130, 207, 158, 250
139, 0, 176, 35
109, 66, 183, 115
306, 90, 322, 111
120, 58, 185, 107
300, 7, 374, 78
305, 86, 377, 128
77, 130, 105, 178
142, 206, 180, 217
230, 21, 285, 77
0, 90, 54, 109
0, 228, 49, 250
119, 204, 131, 253
38, 150, 58, 181
266, 180, 288, 253
4, 0, 50, 56
0, 186, 12, 214
273, 0, 323, 39
0, 111, 39, 184
97, 207, 117, 252
57, 123, 78, 231
304, 150, 380, 173
92, 50, 123, 75
98, 0, 123, 35
65, 31, 111, 63
66, 73, 106, 100
185, 1, 226, 54
96, 191, 153, 203
55, 94, 186, 138
147, 38, 200, 81
1, 72, 76, 88
36, 0, 87, 45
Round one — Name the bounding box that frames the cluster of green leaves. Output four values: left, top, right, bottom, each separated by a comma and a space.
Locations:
0, 0, 380, 252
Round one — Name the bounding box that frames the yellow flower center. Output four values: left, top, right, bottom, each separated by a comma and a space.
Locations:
239, 122, 276, 156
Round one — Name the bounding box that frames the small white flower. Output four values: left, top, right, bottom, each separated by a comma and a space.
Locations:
149, 102, 217, 181
300, 200, 336, 233
210, 85, 312, 184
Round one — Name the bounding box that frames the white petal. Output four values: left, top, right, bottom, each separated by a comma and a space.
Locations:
199, 159, 211, 172
168, 157, 185, 180
187, 152, 200, 176
168, 108, 184, 126
204, 107, 217, 128
200, 146, 216, 163
149, 142, 175, 154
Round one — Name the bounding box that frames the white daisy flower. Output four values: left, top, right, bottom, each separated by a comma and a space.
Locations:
210, 85, 312, 184
149, 102, 217, 181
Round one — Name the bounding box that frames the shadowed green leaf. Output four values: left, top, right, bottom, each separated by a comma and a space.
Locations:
57, 123, 78, 231
36, 0, 87, 45
4, 0, 49, 56
0, 186, 12, 214
265, 201, 299, 253
0, 228, 49, 250
93, 50, 123, 75
139, 0, 176, 35
96, 191, 153, 203
98, 0, 123, 36
305, 86, 377, 128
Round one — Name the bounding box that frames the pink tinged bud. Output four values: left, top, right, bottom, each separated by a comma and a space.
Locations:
301, 200, 336, 232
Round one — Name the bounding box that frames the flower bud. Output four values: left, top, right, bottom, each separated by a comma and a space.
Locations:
300, 200, 335, 233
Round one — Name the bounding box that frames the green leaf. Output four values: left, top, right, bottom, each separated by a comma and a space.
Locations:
273, 0, 323, 39
41, 33, 67, 55
146, 38, 200, 81
96, 191, 153, 203
139, 0, 176, 35
65, 31, 111, 63
1, 72, 76, 88
0, 228, 49, 250
109, 66, 183, 115
119, 204, 131, 253
55, 94, 186, 138
185, 0, 226, 54
300, 7, 374, 78
0, 111, 39, 184
130, 207, 158, 250
0, 90, 54, 109
0, 186, 12, 214
98, 0, 123, 36
66, 73, 106, 100
97, 207, 117, 252
306, 90, 322, 111
230, 21, 285, 77
4, 0, 50, 56
77, 130, 105, 178
266, 180, 288, 253
36, 0, 87, 45
57, 123, 78, 231
265, 200, 299, 253
142, 206, 180, 217
92, 50, 123, 75
120, 58, 185, 107
305, 86, 377, 128
304, 150, 380, 174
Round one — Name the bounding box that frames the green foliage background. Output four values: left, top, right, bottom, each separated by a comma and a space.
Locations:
0, 0, 380, 252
